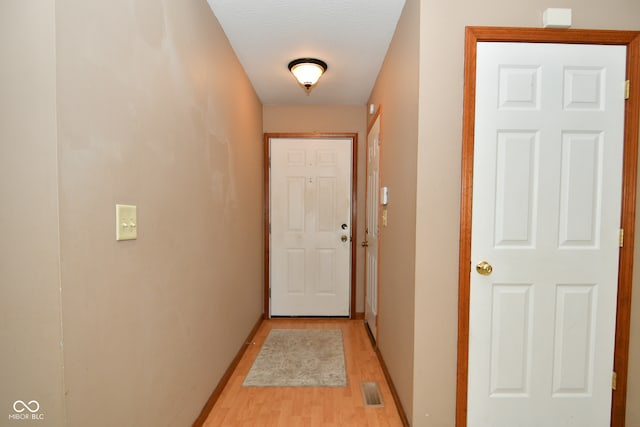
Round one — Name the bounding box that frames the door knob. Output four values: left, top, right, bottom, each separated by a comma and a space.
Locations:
341, 235, 349, 242
476, 261, 493, 276
361, 241, 369, 247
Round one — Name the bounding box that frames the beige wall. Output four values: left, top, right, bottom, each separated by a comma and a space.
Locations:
0, 2, 66, 425
263, 105, 368, 313
54, 1, 263, 426
367, 0, 420, 419
414, 1, 640, 426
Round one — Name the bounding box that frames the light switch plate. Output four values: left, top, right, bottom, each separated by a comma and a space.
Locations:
116, 204, 137, 241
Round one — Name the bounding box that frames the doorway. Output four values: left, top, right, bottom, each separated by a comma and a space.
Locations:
365, 111, 382, 341
456, 27, 640, 427
264, 133, 358, 317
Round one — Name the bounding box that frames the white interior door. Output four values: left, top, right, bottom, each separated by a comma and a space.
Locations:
270, 137, 352, 316
365, 115, 381, 340
468, 42, 626, 426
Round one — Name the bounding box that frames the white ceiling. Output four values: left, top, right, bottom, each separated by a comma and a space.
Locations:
207, 0, 406, 105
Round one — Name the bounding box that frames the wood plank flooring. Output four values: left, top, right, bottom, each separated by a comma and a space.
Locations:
203, 319, 404, 427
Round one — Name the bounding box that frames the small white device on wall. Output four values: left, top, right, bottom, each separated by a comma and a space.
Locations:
543, 8, 572, 28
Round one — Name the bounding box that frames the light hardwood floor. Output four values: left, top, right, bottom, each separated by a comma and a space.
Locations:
203, 319, 404, 426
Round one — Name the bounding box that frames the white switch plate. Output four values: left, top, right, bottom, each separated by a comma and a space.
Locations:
115, 204, 137, 241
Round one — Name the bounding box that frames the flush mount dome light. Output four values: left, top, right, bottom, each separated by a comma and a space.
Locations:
288, 58, 328, 94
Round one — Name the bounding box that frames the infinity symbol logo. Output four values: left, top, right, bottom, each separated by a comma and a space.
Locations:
13, 400, 40, 413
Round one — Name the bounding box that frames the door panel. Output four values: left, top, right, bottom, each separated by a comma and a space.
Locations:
552, 284, 596, 396
494, 130, 537, 246
489, 284, 532, 397
468, 42, 626, 427
559, 132, 602, 246
270, 138, 352, 316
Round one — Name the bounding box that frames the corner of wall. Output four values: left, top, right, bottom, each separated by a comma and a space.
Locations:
1, 2, 66, 425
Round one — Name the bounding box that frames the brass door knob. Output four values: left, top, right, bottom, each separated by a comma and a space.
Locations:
476, 261, 493, 276
361, 241, 369, 247
341, 235, 349, 242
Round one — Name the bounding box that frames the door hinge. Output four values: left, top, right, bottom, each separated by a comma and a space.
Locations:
625, 80, 630, 100
620, 228, 624, 248
612, 371, 617, 390
269, 288, 271, 298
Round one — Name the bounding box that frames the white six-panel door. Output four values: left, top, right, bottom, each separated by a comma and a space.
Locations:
270, 138, 352, 316
469, 42, 626, 426
365, 115, 381, 340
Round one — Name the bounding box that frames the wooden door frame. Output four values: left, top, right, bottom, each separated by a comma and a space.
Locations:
364, 107, 383, 342
456, 26, 640, 427
264, 132, 358, 318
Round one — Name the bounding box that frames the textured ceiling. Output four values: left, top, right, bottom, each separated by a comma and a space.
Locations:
207, 0, 406, 105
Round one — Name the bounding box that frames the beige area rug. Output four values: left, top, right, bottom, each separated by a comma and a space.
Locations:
243, 329, 347, 387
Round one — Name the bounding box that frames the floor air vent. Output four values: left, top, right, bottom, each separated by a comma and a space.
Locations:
360, 381, 384, 408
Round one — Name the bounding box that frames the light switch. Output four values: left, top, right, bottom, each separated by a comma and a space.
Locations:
115, 204, 137, 241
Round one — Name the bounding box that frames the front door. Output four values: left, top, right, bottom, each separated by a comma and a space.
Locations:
468, 42, 626, 426
269, 137, 353, 316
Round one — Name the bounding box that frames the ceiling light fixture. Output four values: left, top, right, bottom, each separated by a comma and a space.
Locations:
288, 58, 328, 94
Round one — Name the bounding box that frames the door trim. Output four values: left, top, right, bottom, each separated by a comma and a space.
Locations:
264, 132, 358, 318
456, 27, 640, 427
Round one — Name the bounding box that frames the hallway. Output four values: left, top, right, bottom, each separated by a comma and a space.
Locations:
202, 319, 404, 426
